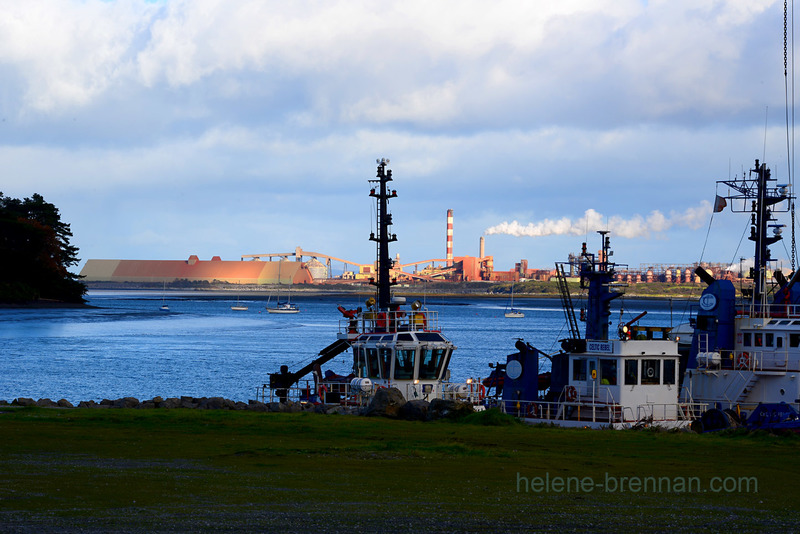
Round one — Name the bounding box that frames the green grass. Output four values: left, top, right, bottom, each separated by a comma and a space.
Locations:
1, 407, 798, 532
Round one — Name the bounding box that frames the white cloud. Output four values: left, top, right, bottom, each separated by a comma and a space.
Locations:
0, 0, 782, 125
0, 0, 792, 272
0, 1, 157, 112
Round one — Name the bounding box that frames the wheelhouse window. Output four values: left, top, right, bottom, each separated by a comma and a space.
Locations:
777, 336, 784, 348
367, 348, 380, 378
791, 333, 800, 348
354, 346, 367, 377
755, 333, 763, 347
641, 359, 661, 385
624, 360, 638, 385
599, 359, 617, 385
394, 349, 415, 379
766, 333, 774, 347
696, 316, 717, 330
573, 358, 587, 381
663, 359, 676, 385
419, 347, 448, 380
743, 333, 751, 347
379, 348, 392, 379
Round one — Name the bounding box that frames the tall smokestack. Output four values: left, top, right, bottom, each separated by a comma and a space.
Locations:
479, 236, 485, 259
446, 209, 454, 266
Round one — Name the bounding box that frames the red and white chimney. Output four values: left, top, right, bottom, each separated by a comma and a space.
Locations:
446, 209, 454, 266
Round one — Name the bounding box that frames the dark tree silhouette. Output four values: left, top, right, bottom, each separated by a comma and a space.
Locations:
0, 192, 86, 303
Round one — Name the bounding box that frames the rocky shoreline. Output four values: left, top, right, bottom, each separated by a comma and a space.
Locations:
1, 387, 476, 422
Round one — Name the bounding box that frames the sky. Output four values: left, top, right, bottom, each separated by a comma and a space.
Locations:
1, 0, 798, 275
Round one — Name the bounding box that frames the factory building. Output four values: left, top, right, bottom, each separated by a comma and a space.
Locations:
80, 211, 744, 287
80, 256, 313, 285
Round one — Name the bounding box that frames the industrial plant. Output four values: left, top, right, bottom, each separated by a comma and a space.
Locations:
80, 209, 742, 286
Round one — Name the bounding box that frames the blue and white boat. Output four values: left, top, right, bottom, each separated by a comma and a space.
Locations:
681, 160, 800, 432
491, 232, 700, 429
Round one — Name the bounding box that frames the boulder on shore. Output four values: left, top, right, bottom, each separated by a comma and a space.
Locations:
113, 397, 140, 409
399, 399, 430, 421
160, 398, 182, 409
429, 398, 474, 420
198, 397, 226, 410
247, 400, 268, 412
363, 387, 406, 418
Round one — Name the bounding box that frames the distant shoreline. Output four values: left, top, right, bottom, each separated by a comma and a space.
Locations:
83, 284, 698, 302
0, 299, 94, 309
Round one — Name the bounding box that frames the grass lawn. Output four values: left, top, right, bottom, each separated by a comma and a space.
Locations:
0, 407, 797, 532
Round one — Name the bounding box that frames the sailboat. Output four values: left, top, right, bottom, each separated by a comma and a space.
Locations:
231, 281, 248, 311
159, 281, 170, 311
231, 295, 248, 311
504, 282, 524, 318
266, 262, 299, 314
266, 293, 299, 314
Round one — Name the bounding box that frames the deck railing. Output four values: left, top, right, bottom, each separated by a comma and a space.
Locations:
339, 309, 441, 336
500, 398, 707, 425
256, 377, 482, 406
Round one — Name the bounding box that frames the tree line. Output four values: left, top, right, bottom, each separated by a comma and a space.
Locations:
0, 192, 86, 303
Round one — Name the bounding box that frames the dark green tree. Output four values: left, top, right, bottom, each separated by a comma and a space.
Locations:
0, 192, 86, 303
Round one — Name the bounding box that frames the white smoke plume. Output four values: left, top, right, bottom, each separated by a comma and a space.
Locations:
485, 201, 711, 239
726, 258, 754, 274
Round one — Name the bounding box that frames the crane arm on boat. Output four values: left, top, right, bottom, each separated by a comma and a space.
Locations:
269, 338, 352, 397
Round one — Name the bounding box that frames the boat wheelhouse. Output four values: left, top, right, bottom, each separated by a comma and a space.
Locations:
337, 299, 458, 401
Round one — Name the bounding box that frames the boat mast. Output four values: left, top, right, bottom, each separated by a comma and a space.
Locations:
718, 159, 790, 303
368, 158, 397, 310
581, 231, 622, 340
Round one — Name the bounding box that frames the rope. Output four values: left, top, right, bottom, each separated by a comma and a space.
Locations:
786, 0, 797, 271
676, 203, 718, 327
728, 215, 751, 269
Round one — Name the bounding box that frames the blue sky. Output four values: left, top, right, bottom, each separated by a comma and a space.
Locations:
0, 0, 796, 274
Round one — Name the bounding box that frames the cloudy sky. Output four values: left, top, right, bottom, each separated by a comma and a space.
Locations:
1, 0, 796, 274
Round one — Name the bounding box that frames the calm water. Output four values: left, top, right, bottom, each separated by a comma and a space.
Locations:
0, 291, 692, 402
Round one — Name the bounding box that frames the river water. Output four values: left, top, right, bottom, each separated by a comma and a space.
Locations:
0, 290, 693, 403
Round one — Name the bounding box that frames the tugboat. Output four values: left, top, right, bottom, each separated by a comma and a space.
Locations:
264, 159, 477, 405
682, 159, 800, 432
491, 232, 702, 428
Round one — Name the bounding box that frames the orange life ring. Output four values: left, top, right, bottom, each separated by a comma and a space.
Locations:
565, 385, 578, 402
376, 312, 387, 330
478, 384, 486, 401
317, 384, 328, 400
737, 352, 750, 370
526, 403, 538, 417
